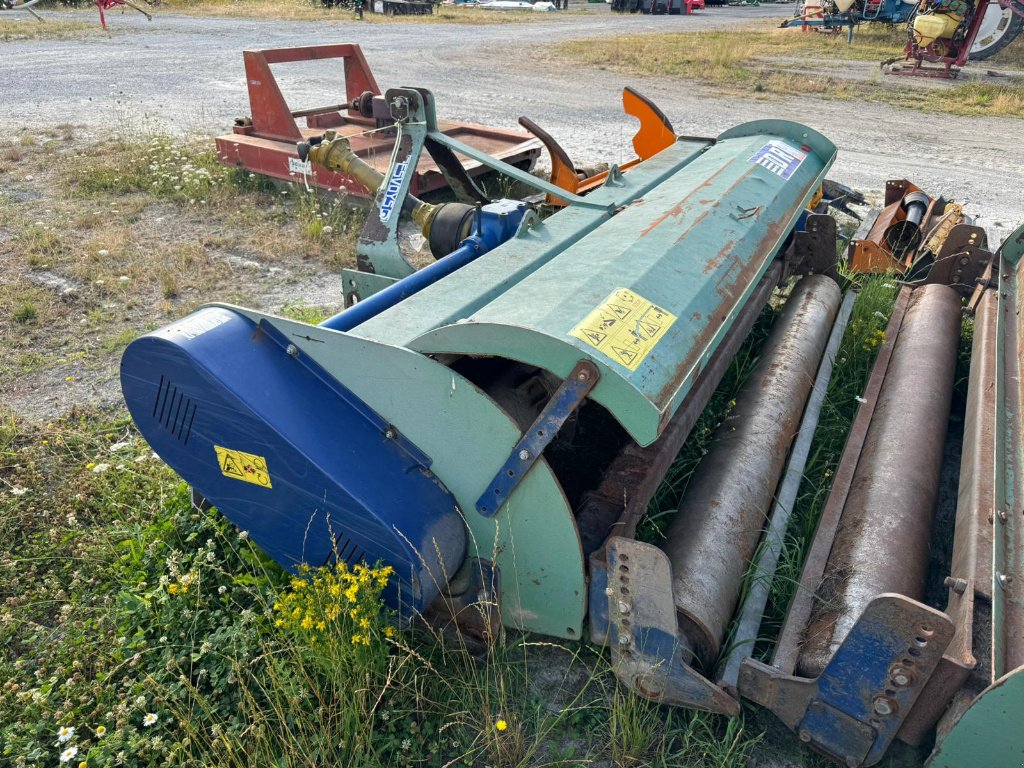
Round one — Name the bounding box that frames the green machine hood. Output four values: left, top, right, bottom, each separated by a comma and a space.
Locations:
352, 120, 836, 446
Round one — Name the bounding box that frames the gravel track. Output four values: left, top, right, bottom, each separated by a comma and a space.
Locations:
2, 6, 1023, 231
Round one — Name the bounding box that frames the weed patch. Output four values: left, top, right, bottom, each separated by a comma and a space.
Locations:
0, 17, 96, 41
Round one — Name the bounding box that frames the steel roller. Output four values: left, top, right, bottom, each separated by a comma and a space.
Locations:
797, 282, 962, 678
662, 274, 842, 664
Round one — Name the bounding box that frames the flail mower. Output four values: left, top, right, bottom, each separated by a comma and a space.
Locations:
120, 79, 1024, 766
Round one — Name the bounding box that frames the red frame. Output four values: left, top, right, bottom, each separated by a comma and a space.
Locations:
215, 44, 541, 198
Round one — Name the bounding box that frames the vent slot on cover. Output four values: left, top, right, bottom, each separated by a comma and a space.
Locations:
152, 375, 198, 446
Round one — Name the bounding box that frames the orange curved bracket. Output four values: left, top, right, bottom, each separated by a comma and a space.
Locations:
519, 88, 676, 207
623, 86, 676, 160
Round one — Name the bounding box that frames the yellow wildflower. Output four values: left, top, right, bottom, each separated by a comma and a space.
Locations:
316, 621, 326, 631
329, 583, 341, 598
300, 615, 313, 631
351, 634, 364, 645
495, 719, 508, 732
167, 583, 179, 595
384, 626, 395, 638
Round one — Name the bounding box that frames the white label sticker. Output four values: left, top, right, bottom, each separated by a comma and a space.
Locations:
749, 140, 807, 180
379, 160, 409, 223
169, 311, 231, 341
288, 157, 312, 175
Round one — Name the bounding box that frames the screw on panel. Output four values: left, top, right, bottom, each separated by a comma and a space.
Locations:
518, 449, 531, 461
998, 507, 1009, 522
384, 428, 396, 440
799, 729, 811, 743
998, 572, 1012, 589
286, 344, 299, 357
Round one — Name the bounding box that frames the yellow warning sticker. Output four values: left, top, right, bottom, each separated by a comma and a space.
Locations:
570, 288, 677, 371
214, 445, 273, 489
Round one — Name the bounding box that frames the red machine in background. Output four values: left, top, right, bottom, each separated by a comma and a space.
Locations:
215, 45, 542, 200
893, 0, 1024, 76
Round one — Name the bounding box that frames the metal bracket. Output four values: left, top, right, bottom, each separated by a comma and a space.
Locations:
600, 536, 740, 715
739, 595, 955, 767
475, 360, 599, 517
341, 269, 399, 307
426, 128, 613, 211
793, 212, 840, 276
355, 88, 428, 280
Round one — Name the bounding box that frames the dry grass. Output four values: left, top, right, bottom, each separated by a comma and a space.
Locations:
556, 25, 1024, 118
160, 0, 580, 23
0, 16, 96, 40
0, 130, 363, 396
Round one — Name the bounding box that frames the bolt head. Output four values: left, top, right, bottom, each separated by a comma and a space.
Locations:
872, 696, 895, 716
799, 729, 812, 743
286, 344, 299, 357
890, 668, 911, 687
518, 449, 530, 461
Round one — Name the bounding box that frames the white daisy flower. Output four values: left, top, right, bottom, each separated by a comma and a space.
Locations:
59, 746, 78, 763
57, 726, 75, 743
143, 712, 158, 727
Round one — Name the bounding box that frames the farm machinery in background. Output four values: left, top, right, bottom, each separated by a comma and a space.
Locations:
0, 0, 153, 28
215, 45, 541, 208
123, 52, 1024, 767
784, 0, 1022, 76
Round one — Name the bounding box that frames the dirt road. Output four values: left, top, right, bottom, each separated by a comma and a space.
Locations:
3, 7, 1023, 230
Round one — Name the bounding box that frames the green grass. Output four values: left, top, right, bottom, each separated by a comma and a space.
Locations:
0, 408, 763, 767
555, 26, 1024, 118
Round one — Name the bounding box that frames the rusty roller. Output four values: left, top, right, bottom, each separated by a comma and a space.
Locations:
797, 283, 962, 678
662, 274, 842, 665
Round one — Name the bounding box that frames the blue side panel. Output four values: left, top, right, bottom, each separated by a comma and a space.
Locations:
120, 307, 466, 620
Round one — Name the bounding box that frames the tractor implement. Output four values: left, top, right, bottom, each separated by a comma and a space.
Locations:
214, 45, 542, 199
122, 85, 1024, 767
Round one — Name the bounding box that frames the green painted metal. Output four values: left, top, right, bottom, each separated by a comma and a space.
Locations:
384, 122, 836, 446
427, 129, 611, 210
357, 115, 426, 279
993, 223, 1024, 680
926, 667, 1024, 767
925, 224, 1024, 767
341, 268, 399, 306
350, 137, 715, 346
209, 305, 588, 639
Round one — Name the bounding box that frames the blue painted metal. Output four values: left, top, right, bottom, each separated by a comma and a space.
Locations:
321, 200, 528, 332
798, 597, 955, 766
601, 536, 742, 715
475, 359, 599, 517
740, 595, 956, 767
120, 306, 466, 621
780, 0, 915, 35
